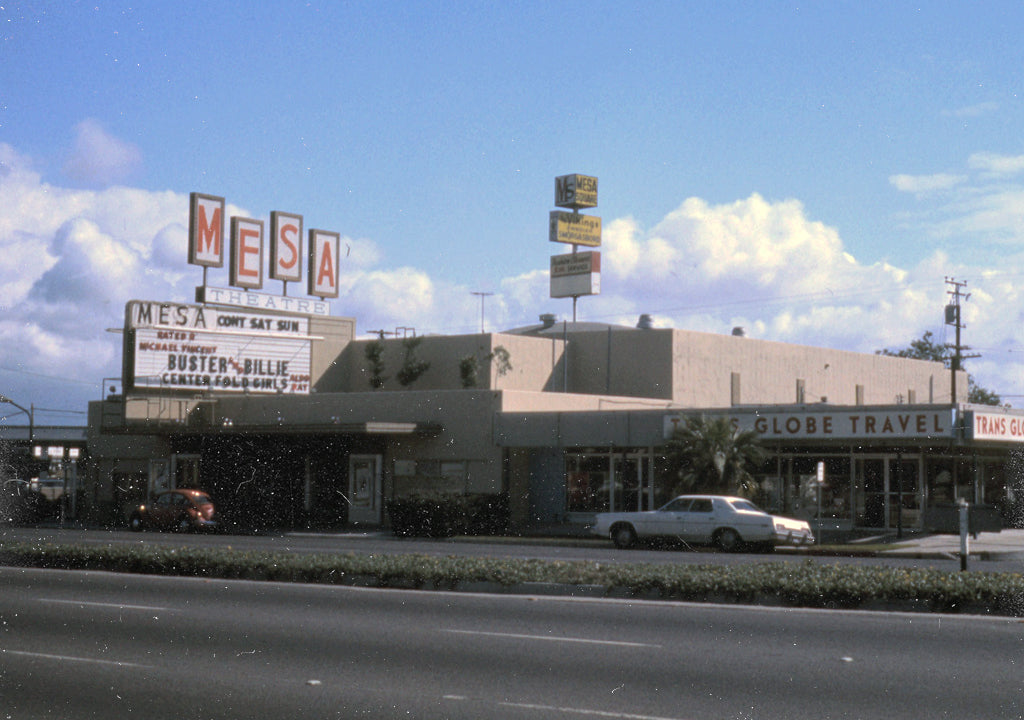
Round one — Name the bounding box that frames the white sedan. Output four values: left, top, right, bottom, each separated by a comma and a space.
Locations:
591, 495, 815, 551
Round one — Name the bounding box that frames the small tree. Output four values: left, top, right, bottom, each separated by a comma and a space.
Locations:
459, 355, 480, 388
459, 346, 512, 388
396, 336, 431, 387
365, 339, 387, 389
878, 331, 1002, 405
663, 415, 765, 496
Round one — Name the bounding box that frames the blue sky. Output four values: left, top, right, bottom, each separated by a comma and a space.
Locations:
3, 1, 1024, 423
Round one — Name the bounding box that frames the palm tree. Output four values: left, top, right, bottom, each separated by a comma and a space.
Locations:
663, 415, 765, 496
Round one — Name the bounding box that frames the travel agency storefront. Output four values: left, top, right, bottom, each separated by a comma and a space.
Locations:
498, 403, 1024, 533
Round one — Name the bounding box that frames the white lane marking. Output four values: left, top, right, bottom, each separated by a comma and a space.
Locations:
41, 598, 171, 612
443, 629, 661, 648
2, 649, 151, 668
498, 701, 687, 719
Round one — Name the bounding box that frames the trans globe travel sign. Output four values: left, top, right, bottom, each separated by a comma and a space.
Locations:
664, 409, 956, 441
125, 301, 312, 395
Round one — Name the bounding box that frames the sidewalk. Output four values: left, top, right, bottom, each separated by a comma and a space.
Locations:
871, 528, 1024, 561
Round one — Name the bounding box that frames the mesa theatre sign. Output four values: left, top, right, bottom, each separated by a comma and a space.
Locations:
188, 192, 340, 299
125, 301, 313, 395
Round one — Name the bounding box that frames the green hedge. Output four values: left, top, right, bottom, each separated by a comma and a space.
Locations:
1, 540, 1022, 615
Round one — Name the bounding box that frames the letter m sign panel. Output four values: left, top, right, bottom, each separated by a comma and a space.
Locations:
188, 192, 225, 267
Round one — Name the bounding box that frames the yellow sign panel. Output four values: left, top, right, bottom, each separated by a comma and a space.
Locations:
549, 211, 602, 247
555, 174, 598, 209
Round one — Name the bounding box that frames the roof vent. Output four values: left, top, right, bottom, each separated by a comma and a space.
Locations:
636, 314, 653, 329
539, 313, 557, 329
732, 326, 745, 337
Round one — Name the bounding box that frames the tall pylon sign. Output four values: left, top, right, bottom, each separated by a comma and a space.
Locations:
549, 174, 601, 320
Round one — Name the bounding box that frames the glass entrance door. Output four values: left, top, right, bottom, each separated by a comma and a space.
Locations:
888, 456, 919, 530
855, 456, 920, 529
347, 454, 382, 525
612, 453, 654, 512
612, 455, 640, 512
858, 458, 886, 528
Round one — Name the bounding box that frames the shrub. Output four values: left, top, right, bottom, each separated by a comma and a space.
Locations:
386, 493, 509, 537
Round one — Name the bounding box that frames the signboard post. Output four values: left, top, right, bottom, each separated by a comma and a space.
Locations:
549, 174, 601, 320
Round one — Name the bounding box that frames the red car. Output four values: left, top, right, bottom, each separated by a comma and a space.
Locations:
129, 489, 217, 532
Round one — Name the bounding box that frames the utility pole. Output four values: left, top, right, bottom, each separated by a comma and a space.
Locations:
944, 277, 979, 403
471, 291, 493, 334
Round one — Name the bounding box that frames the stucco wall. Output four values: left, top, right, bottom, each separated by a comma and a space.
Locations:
335, 333, 565, 393
324, 325, 954, 407
671, 330, 958, 407
309, 315, 356, 391
565, 329, 675, 398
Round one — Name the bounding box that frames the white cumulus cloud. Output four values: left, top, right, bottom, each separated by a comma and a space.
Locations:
63, 119, 144, 186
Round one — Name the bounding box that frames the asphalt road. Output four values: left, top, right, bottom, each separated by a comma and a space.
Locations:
3, 526, 1024, 574
1, 567, 1021, 719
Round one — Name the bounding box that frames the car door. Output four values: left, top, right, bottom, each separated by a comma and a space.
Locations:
681, 498, 717, 543
644, 497, 691, 538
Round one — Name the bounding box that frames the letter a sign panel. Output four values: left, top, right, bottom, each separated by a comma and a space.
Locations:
308, 229, 340, 299
188, 193, 225, 267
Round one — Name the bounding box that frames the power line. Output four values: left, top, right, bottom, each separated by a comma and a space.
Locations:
0, 365, 103, 388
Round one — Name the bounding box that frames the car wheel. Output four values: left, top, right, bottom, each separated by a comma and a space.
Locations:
611, 524, 637, 549
714, 528, 743, 552
175, 516, 194, 533
128, 514, 144, 532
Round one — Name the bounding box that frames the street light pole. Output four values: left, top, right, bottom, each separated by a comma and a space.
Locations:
0, 394, 33, 444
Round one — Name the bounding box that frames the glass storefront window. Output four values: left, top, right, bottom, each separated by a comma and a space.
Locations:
926, 458, 955, 505
565, 450, 655, 514
790, 457, 852, 522
565, 454, 610, 513
981, 460, 1005, 506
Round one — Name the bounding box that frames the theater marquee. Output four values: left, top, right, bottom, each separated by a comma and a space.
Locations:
125, 301, 313, 395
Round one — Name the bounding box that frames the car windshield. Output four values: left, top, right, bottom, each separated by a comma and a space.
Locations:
190, 493, 212, 505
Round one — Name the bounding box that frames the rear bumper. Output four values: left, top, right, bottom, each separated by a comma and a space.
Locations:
772, 529, 815, 545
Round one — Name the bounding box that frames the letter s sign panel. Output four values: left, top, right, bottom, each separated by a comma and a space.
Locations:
308, 229, 340, 299
270, 211, 303, 283
188, 192, 225, 267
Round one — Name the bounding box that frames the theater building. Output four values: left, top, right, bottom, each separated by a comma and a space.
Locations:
78, 190, 1024, 533
83, 306, 1024, 533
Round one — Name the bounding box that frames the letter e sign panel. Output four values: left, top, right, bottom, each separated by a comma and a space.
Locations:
230, 217, 264, 289
188, 192, 225, 267
308, 229, 340, 298
270, 211, 303, 283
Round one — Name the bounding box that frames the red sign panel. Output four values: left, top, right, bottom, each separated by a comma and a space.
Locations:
229, 217, 264, 290
270, 211, 303, 283
188, 193, 225, 267
308, 229, 340, 299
